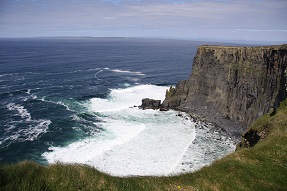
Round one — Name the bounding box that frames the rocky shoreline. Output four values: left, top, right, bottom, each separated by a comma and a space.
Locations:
139, 98, 241, 142
170, 111, 236, 174
182, 106, 244, 142
140, 44, 287, 143
161, 44, 287, 141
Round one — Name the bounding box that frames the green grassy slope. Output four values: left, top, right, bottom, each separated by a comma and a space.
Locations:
1, 100, 287, 191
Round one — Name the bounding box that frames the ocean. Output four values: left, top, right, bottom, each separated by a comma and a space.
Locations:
0, 38, 235, 176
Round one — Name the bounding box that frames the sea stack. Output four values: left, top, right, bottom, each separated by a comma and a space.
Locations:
139, 98, 161, 110
161, 44, 287, 138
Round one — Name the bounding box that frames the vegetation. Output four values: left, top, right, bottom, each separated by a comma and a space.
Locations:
165, 85, 175, 98
1, 100, 287, 191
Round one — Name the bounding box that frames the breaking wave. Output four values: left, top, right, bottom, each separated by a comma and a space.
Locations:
42, 85, 235, 176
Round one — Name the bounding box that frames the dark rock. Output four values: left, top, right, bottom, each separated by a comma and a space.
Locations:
160, 107, 169, 111
239, 129, 266, 148
139, 98, 161, 110
162, 44, 287, 141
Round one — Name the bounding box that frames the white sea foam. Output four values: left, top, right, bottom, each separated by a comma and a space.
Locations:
22, 94, 38, 102
90, 110, 196, 176
56, 101, 71, 111
90, 84, 166, 112
110, 69, 145, 76
6, 119, 51, 143
2, 103, 51, 145
39, 97, 71, 111
123, 83, 131, 87
0, 73, 14, 77
126, 77, 140, 82
90, 68, 144, 81
170, 121, 235, 174
19, 120, 51, 141
42, 84, 235, 176
6, 103, 32, 121
95, 70, 103, 81
43, 120, 146, 164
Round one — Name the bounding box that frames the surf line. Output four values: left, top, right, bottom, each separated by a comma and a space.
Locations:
167, 118, 196, 175
95, 70, 104, 81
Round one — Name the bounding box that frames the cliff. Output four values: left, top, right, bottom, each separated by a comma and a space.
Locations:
162, 44, 287, 138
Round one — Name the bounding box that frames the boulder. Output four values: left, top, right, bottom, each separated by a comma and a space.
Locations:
139, 98, 161, 110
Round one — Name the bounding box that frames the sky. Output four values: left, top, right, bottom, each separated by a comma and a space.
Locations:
0, 0, 286, 42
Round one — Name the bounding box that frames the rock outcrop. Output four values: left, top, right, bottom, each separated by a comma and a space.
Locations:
162, 44, 287, 138
139, 98, 161, 110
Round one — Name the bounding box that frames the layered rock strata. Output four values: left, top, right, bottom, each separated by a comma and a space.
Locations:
162, 44, 287, 139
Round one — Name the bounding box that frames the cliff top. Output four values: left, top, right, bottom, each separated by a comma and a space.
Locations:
200, 44, 287, 50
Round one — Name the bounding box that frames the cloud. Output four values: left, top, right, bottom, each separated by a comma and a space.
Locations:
234, 29, 287, 32
0, 0, 286, 41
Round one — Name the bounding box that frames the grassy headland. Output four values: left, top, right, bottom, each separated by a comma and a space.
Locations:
1, 100, 287, 191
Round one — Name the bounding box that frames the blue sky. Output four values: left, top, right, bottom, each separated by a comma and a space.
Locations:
0, 0, 286, 41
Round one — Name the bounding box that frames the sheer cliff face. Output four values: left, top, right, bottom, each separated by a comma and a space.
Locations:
163, 45, 287, 129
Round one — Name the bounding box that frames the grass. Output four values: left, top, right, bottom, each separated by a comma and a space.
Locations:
1, 100, 287, 191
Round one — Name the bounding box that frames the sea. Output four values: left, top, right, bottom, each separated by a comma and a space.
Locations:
0, 38, 235, 176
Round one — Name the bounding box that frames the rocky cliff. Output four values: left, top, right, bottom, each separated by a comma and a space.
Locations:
162, 44, 287, 138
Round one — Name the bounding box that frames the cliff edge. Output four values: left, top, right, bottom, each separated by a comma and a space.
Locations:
162, 44, 287, 139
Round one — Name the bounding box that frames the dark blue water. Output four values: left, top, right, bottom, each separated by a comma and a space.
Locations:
0, 38, 200, 164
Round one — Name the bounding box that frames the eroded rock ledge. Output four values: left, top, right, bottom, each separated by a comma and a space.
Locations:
162, 44, 287, 141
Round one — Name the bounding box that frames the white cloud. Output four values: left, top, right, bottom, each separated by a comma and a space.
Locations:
0, 0, 286, 41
